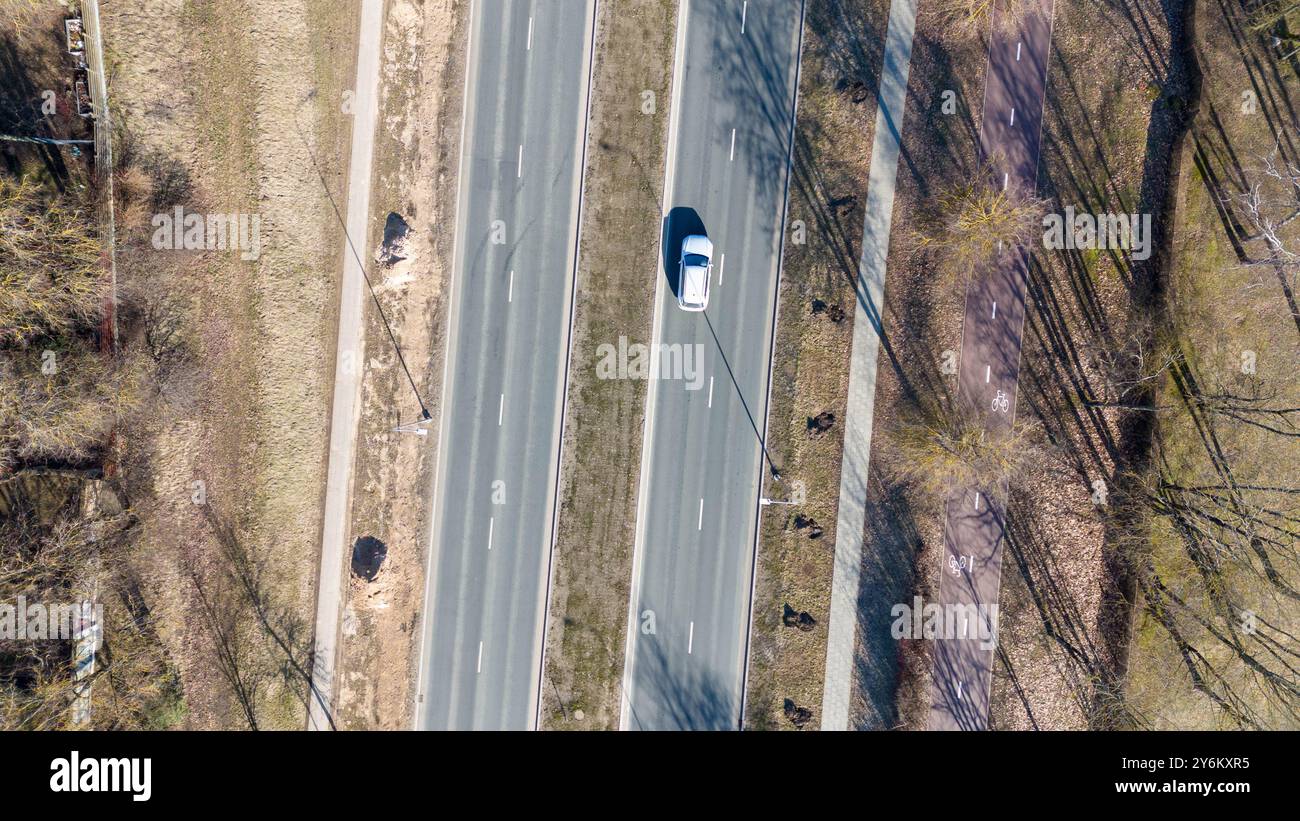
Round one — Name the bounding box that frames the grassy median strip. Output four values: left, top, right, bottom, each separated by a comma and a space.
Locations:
539, 0, 677, 730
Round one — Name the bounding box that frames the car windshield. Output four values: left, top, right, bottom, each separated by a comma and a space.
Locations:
683, 253, 709, 267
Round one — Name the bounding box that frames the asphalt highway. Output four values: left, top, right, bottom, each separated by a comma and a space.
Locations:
621, 0, 804, 731
415, 0, 595, 730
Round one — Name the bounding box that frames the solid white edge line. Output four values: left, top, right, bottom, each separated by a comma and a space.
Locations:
738, 0, 808, 730
619, 0, 690, 732
413, 0, 480, 730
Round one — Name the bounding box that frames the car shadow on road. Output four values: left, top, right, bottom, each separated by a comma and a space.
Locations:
661, 206, 706, 299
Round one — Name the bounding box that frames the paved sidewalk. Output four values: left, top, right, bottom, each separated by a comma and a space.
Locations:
307, 0, 385, 732
820, 0, 919, 731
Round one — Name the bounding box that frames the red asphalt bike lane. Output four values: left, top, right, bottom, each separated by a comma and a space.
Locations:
927, 0, 1057, 731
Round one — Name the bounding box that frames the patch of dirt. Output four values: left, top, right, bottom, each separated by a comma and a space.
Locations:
538, 0, 678, 731
332, 0, 465, 730
351, 535, 387, 581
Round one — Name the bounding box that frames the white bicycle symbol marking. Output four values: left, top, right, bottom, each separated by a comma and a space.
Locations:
992, 390, 1009, 413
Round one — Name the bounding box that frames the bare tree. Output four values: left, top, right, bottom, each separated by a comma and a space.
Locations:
0, 510, 178, 730
889, 397, 1047, 498
1248, 0, 1300, 61
1113, 338, 1300, 728
0, 346, 146, 469
912, 173, 1046, 283
937, 0, 1038, 36
1223, 146, 1300, 330
1081, 320, 1183, 412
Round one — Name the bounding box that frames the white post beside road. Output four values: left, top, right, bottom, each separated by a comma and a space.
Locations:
820, 0, 919, 731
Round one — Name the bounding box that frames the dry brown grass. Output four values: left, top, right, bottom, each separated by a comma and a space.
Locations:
823, 0, 989, 731
910, 176, 1047, 286
331, 0, 466, 730
104, 0, 359, 728
975, 0, 1170, 731
0, 178, 105, 347
937, 0, 1038, 36
0, 504, 182, 730
781, 0, 1159, 731
744, 0, 890, 731
889, 399, 1046, 499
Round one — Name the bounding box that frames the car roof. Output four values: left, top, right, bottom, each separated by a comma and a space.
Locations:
682, 261, 708, 305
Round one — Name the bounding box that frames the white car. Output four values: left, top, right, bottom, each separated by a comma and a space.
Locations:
677, 234, 713, 311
